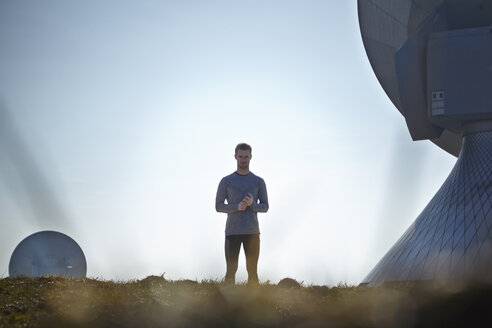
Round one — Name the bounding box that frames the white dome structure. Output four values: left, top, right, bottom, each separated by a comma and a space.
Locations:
9, 231, 87, 278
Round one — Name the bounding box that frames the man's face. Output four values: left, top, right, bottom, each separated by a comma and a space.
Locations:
235, 149, 252, 170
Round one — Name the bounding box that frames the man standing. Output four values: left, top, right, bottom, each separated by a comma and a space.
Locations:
215, 143, 269, 284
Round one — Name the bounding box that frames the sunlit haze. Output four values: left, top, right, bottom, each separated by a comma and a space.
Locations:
0, 0, 456, 285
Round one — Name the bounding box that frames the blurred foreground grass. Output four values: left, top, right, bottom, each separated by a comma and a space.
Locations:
1, 276, 492, 327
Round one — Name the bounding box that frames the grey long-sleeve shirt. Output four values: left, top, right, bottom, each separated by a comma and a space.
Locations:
215, 171, 269, 236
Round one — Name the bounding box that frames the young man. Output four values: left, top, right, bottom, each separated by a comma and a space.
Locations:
215, 143, 269, 284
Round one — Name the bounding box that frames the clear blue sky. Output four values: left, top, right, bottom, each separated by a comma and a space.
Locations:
0, 0, 456, 285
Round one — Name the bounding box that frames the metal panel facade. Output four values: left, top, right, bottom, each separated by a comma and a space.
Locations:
363, 131, 492, 284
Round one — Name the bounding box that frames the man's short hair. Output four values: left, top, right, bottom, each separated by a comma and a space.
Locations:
235, 143, 252, 154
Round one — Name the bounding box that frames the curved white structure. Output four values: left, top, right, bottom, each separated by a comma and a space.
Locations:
359, 0, 492, 284
9, 231, 87, 278
358, 0, 462, 157
363, 130, 492, 284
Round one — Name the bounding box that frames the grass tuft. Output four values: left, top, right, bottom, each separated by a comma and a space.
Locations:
1, 276, 492, 327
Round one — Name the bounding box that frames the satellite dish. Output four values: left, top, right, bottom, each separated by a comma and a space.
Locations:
9, 231, 87, 278
359, 0, 492, 285
358, 0, 492, 157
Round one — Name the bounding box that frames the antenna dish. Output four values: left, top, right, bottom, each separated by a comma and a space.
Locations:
358, 0, 492, 285
358, 0, 492, 156
9, 231, 87, 278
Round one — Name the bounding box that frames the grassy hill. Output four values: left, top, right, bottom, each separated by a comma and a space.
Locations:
1, 276, 492, 327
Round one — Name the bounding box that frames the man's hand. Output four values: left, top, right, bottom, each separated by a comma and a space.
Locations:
243, 193, 254, 206
238, 193, 253, 211
238, 202, 247, 211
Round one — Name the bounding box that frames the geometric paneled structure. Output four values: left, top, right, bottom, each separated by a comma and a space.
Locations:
9, 231, 87, 278
363, 132, 492, 284
358, 0, 492, 285
357, 0, 462, 157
